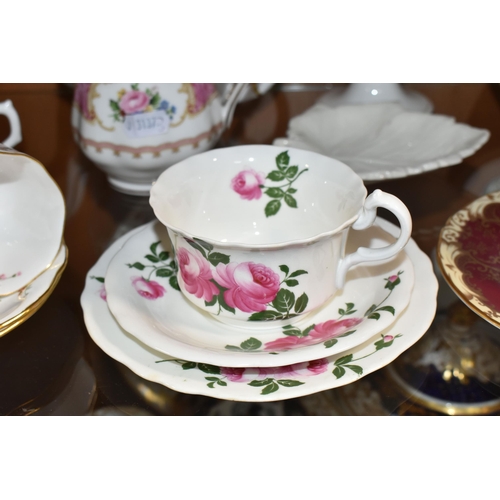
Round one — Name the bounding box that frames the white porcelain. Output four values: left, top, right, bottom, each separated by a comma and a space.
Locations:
81, 217, 438, 402
71, 83, 248, 196
104, 219, 414, 367
0, 243, 67, 334
0, 99, 22, 148
150, 145, 412, 328
273, 103, 490, 182
0, 147, 66, 296
318, 83, 433, 113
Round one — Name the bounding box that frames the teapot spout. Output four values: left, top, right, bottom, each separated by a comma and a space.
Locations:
220, 83, 249, 131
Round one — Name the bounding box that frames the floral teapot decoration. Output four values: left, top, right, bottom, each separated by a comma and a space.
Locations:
71, 83, 248, 195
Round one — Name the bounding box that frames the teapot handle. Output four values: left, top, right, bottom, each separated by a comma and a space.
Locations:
0, 99, 22, 148
220, 83, 249, 131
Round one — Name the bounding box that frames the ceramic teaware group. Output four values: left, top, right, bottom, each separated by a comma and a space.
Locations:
150, 145, 412, 329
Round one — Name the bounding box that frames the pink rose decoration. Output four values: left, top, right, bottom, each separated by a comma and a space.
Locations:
265, 317, 363, 351
131, 276, 166, 300
74, 83, 94, 120
177, 247, 218, 302
99, 284, 107, 302
213, 262, 280, 313
220, 367, 246, 382
383, 335, 394, 342
189, 83, 216, 114
119, 90, 150, 114
231, 170, 265, 200
387, 275, 399, 283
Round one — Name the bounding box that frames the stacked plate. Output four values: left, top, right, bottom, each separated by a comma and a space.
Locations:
0, 145, 67, 337
81, 216, 438, 403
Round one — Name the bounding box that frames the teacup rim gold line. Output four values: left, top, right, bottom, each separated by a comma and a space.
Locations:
0, 242, 68, 335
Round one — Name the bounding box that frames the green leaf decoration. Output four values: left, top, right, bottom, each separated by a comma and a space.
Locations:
131, 83, 139, 90
265, 187, 285, 198
150, 93, 161, 108
277, 379, 305, 387
92, 276, 105, 283
261, 381, 280, 395
217, 379, 227, 387
272, 289, 295, 313
338, 329, 356, 338
385, 277, 401, 290
169, 276, 180, 291
282, 328, 302, 337
346, 364, 363, 376
287, 188, 297, 194
324, 338, 338, 348
276, 151, 290, 169
336, 354, 354, 366
364, 304, 377, 317
197, 363, 221, 375
145, 255, 160, 263
225, 345, 242, 351
285, 166, 299, 179
205, 376, 220, 382
207, 252, 230, 267
128, 262, 145, 270
294, 292, 309, 314
302, 324, 315, 336
185, 239, 207, 258
240, 337, 263, 350
368, 313, 381, 320
333, 366, 346, 379
193, 237, 214, 252
249, 378, 274, 387
109, 99, 120, 112
289, 269, 308, 278
284, 194, 297, 208
218, 294, 236, 314
267, 170, 286, 181
207, 382, 215, 388
345, 302, 355, 311
377, 305, 395, 315
181, 361, 196, 370
204, 295, 218, 307
339, 308, 346, 315
279, 265, 290, 275
285, 279, 299, 287
156, 268, 173, 278
150, 241, 160, 255
265, 200, 282, 217
248, 310, 284, 321
158, 251, 170, 261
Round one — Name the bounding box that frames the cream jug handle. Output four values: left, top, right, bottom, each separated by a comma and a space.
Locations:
335, 189, 412, 289
0, 100, 22, 148
220, 83, 249, 131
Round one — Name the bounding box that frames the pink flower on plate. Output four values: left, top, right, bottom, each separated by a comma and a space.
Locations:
119, 90, 150, 114
99, 284, 107, 302
213, 261, 280, 313
177, 247, 218, 302
220, 367, 246, 382
131, 276, 166, 300
264, 317, 363, 351
189, 83, 216, 114
231, 170, 265, 200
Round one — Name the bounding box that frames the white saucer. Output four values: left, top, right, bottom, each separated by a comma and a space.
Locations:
273, 102, 490, 182
0, 243, 68, 336
81, 218, 438, 402
0, 147, 66, 296
104, 220, 415, 367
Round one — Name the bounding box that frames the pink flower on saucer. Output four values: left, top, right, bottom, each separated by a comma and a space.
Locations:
220, 367, 246, 382
213, 262, 280, 313
231, 169, 265, 200
177, 247, 218, 302
119, 90, 150, 114
131, 276, 166, 300
264, 317, 362, 351
99, 284, 107, 301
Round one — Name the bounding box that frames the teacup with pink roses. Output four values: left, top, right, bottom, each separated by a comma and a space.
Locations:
150, 145, 412, 328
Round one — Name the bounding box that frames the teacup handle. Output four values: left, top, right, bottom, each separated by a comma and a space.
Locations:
0, 99, 22, 148
335, 189, 412, 289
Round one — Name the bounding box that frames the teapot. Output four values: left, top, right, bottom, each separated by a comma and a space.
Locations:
71, 83, 248, 195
